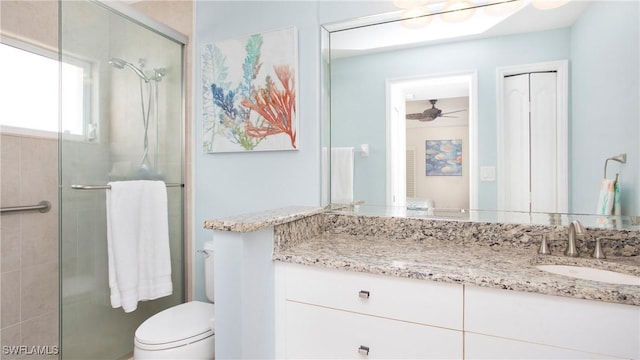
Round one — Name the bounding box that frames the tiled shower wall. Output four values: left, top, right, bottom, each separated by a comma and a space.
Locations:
0, 134, 59, 359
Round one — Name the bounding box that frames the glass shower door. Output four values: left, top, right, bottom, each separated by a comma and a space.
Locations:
59, 1, 184, 358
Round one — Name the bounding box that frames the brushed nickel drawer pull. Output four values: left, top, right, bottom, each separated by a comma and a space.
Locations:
358, 345, 370, 355
358, 290, 370, 299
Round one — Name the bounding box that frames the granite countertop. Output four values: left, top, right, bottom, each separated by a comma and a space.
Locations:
273, 233, 640, 306
204, 206, 322, 232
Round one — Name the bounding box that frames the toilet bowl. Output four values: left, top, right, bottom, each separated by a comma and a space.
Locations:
134, 301, 215, 359
134, 241, 216, 359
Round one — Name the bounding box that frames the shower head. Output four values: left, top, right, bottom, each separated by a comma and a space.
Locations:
109, 58, 150, 82
108, 58, 126, 69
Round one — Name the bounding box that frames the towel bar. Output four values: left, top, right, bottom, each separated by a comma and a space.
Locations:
0, 200, 51, 214
71, 183, 184, 190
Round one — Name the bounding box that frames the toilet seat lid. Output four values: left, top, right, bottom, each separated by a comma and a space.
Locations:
135, 301, 215, 346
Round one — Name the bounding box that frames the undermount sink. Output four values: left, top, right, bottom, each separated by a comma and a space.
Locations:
536, 265, 640, 286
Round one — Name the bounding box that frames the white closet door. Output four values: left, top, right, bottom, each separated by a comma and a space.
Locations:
502, 74, 531, 212
530, 72, 558, 213
500, 72, 558, 213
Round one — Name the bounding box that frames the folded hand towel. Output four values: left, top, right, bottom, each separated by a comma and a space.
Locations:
107, 180, 173, 313
330, 147, 354, 204
596, 178, 616, 215
613, 175, 621, 216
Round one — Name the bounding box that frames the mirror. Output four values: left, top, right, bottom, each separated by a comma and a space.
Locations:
324, 0, 639, 222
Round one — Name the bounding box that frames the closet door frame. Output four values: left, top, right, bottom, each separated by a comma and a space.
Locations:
496, 60, 569, 214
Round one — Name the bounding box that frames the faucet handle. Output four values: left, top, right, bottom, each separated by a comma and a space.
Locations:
538, 234, 551, 255
591, 238, 606, 259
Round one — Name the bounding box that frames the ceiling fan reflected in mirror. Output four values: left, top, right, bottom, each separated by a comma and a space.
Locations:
406, 99, 467, 122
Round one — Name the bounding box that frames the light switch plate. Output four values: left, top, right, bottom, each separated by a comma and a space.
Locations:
480, 166, 496, 182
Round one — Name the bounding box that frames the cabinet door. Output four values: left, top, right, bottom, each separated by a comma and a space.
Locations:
285, 301, 463, 359
465, 333, 624, 359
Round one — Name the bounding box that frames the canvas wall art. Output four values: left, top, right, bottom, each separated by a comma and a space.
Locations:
202, 27, 298, 153
426, 139, 462, 176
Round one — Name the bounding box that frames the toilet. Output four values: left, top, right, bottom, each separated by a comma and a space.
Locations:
134, 241, 216, 359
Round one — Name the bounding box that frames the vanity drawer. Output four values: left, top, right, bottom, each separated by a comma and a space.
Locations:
465, 332, 615, 359
285, 300, 463, 359
281, 263, 463, 330
465, 285, 640, 359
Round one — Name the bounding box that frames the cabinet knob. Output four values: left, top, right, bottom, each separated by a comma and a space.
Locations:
358, 345, 370, 356
358, 290, 370, 299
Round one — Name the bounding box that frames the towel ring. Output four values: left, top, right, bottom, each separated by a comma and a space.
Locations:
604, 153, 626, 178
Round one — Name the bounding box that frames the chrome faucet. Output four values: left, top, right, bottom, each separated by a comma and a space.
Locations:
564, 220, 585, 257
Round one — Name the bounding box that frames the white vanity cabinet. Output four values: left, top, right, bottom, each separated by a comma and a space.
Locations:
464, 286, 640, 359
274, 263, 464, 359
275, 263, 640, 359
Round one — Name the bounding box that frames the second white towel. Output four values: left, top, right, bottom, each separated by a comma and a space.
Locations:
330, 147, 354, 204
106, 180, 173, 313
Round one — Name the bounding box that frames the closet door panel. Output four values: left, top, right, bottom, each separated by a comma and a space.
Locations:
501, 74, 530, 212
530, 72, 558, 213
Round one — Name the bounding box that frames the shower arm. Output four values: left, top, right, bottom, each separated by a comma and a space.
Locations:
604, 153, 627, 179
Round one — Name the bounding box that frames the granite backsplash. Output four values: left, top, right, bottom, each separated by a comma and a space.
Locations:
275, 212, 640, 257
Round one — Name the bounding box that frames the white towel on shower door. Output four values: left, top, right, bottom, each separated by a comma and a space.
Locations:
106, 180, 173, 313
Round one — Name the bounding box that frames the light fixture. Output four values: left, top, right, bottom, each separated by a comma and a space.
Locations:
531, 0, 570, 10
484, 0, 524, 17
441, 0, 476, 23
393, 0, 430, 9
400, 6, 433, 29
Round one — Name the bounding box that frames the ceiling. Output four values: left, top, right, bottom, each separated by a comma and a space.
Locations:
330, 0, 590, 58
329, 1, 590, 102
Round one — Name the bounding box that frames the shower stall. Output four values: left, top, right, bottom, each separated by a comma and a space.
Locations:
59, 1, 185, 358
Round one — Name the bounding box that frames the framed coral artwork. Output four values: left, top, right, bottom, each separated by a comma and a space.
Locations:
426, 139, 462, 176
201, 27, 298, 152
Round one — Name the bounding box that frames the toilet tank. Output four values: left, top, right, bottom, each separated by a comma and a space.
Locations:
203, 240, 215, 302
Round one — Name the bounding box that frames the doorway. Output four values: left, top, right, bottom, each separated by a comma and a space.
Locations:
386, 72, 478, 210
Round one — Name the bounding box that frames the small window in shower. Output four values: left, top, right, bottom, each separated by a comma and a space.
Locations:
0, 39, 92, 139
